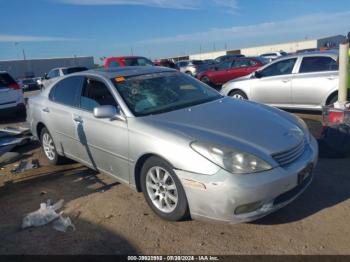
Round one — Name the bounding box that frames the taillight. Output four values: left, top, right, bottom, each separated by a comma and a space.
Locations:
328, 111, 344, 124
9, 83, 20, 90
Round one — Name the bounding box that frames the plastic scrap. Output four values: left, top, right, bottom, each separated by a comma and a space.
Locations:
22, 199, 75, 232
0, 137, 31, 147
0, 152, 21, 167
11, 159, 40, 174
0, 145, 16, 157
0, 127, 30, 136
53, 215, 76, 232
22, 199, 64, 228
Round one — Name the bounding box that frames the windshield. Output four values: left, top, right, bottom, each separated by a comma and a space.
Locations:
124, 58, 154, 66
112, 72, 221, 116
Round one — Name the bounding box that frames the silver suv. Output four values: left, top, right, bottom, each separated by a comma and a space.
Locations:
221, 51, 340, 110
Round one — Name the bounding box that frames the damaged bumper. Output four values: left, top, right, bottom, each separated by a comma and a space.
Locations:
176, 137, 318, 224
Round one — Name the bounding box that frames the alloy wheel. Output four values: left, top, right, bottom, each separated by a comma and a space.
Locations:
42, 133, 56, 160
145, 166, 178, 213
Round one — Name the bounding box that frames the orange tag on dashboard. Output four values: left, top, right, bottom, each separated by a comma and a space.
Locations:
115, 76, 125, 82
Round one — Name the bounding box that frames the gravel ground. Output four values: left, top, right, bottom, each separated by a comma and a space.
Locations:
0, 105, 349, 255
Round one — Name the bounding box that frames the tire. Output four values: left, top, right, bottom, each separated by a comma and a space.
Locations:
229, 90, 248, 100
201, 76, 212, 86
40, 127, 65, 165
16, 104, 26, 118
140, 157, 189, 221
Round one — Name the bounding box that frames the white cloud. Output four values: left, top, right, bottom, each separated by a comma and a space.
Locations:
135, 11, 350, 46
54, 0, 238, 10
0, 34, 76, 42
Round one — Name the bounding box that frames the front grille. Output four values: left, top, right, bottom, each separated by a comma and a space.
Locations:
272, 139, 305, 167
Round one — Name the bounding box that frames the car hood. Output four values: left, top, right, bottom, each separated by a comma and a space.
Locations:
143, 98, 305, 158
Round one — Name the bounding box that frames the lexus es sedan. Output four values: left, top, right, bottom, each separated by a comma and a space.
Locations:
27, 66, 318, 223
221, 51, 341, 110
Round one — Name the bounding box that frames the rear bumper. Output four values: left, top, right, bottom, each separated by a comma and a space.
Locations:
176, 136, 318, 224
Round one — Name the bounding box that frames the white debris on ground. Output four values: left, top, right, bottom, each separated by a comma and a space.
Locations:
53, 215, 76, 232
22, 199, 75, 232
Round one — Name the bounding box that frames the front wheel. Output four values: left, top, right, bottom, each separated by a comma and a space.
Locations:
200, 76, 212, 86
229, 90, 248, 100
140, 157, 189, 221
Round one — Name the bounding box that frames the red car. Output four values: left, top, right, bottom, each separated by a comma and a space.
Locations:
104, 56, 154, 68
197, 57, 267, 86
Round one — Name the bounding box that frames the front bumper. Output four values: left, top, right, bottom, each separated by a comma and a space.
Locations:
175, 136, 318, 224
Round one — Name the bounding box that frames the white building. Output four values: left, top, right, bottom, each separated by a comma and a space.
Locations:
240, 35, 345, 56
167, 35, 345, 61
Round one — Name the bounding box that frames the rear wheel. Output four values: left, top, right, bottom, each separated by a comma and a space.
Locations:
229, 90, 248, 100
140, 157, 189, 221
40, 127, 65, 165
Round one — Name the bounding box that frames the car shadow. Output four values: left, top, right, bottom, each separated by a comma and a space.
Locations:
253, 156, 350, 225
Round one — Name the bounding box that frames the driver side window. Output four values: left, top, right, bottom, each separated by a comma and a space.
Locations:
259, 58, 297, 77
80, 78, 118, 112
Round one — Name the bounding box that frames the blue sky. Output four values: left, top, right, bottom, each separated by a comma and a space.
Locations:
0, 0, 349, 62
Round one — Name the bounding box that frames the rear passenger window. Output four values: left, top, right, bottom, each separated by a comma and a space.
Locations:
80, 78, 118, 112
299, 56, 338, 73
109, 60, 120, 68
50, 76, 84, 107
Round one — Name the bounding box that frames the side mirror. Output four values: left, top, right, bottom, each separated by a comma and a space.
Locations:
44, 73, 49, 79
254, 71, 263, 78
93, 105, 126, 121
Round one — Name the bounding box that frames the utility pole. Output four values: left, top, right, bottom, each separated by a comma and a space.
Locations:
22, 49, 26, 60
130, 47, 134, 56
335, 38, 349, 108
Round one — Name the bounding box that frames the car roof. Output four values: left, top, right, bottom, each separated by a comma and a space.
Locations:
85, 66, 176, 78
106, 56, 148, 60
281, 50, 338, 60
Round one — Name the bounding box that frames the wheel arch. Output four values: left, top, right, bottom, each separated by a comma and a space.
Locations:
325, 90, 338, 105
36, 122, 47, 139
228, 88, 249, 99
133, 153, 174, 192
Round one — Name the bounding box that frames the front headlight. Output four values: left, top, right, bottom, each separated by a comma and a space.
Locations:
294, 116, 311, 141
190, 141, 272, 174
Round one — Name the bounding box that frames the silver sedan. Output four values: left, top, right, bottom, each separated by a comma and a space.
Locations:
27, 66, 318, 223
221, 51, 340, 110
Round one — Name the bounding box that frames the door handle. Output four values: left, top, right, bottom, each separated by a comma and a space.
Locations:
73, 116, 83, 123
282, 79, 291, 83
42, 107, 50, 113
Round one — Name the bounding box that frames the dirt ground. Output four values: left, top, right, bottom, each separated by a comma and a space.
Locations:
0, 103, 349, 255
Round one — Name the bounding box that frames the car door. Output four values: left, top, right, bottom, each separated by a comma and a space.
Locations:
225, 59, 254, 82
292, 56, 338, 107
45, 76, 85, 159
209, 61, 232, 85
250, 58, 297, 106
74, 76, 130, 184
